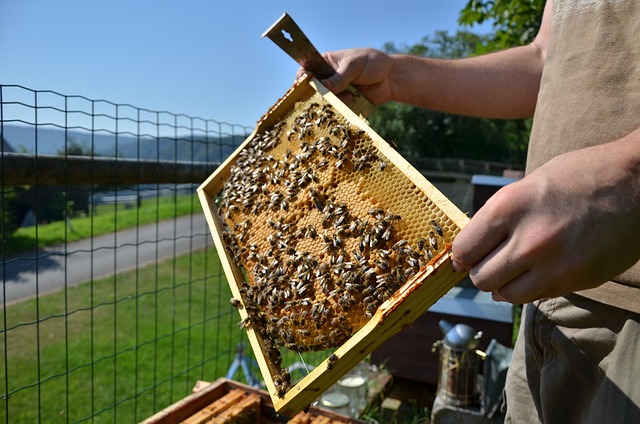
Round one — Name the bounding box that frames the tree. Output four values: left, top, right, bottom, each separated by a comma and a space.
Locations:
368, 31, 530, 166
52, 136, 97, 215
383, 30, 487, 59
1, 188, 25, 239
58, 137, 95, 157
458, 0, 546, 52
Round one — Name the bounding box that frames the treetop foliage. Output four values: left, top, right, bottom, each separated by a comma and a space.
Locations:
368, 1, 545, 167
459, 0, 546, 51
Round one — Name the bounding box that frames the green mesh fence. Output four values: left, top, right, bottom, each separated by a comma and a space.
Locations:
0, 84, 261, 423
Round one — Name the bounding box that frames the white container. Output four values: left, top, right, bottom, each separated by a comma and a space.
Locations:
320, 391, 350, 416
338, 374, 367, 417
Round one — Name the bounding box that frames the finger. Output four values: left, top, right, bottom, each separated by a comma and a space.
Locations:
492, 268, 554, 304
295, 67, 307, 81
321, 72, 350, 96
334, 91, 354, 106
321, 52, 358, 94
468, 238, 528, 293
492, 291, 507, 302
452, 205, 510, 272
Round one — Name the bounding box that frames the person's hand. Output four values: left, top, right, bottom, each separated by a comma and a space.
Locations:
296, 48, 394, 106
451, 136, 640, 304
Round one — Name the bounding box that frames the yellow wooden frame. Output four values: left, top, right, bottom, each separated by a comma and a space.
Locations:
197, 74, 469, 417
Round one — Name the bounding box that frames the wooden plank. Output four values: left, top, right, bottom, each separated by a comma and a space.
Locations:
214, 393, 262, 423
197, 193, 285, 399
141, 379, 232, 424
192, 380, 212, 393
180, 389, 247, 424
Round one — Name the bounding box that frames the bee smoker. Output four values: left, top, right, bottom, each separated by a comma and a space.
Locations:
432, 320, 484, 408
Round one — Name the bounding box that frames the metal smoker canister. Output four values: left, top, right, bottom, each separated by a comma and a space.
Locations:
433, 320, 483, 407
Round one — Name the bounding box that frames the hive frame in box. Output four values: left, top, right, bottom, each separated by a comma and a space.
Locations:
197, 74, 469, 417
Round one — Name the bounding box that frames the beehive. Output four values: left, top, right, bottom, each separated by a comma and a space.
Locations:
142, 378, 361, 423
198, 75, 469, 416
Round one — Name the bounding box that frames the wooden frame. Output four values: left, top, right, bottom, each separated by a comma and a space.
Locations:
197, 74, 469, 417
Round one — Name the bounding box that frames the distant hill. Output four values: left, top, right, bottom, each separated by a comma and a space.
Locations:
2, 124, 248, 163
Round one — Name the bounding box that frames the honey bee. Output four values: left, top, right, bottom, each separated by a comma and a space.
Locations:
314, 334, 327, 345
279, 370, 292, 388
275, 384, 287, 398
366, 301, 379, 314
429, 231, 439, 250
267, 218, 281, 230
315, 115, 327, 126
406, 256, 420, 268
431, 220, 444, 236
425, 249, 434, 260
336, 293, 350, 309
333, 234, 343, 249
329, 329, 345, 343
376, 258, 390, 270
239, 317, 252, 329
369, 208, 385, 218
267, 348, 282, 367
230, 298, 243, 309
327, 353, 338, 370
363, 295, 376, 305
364, 267, 377, 282
393, 239, 408, 250
381, 225, 394, 241
297, 328, 311, 337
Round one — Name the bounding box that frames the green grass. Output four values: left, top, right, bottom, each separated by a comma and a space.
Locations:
0, 248, 249, 423
4, 193, 200, 256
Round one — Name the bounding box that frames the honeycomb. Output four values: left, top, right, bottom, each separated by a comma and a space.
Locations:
216, 91, 459, 396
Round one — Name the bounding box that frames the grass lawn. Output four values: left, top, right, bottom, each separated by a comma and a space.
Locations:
0, 248, 249, 423
4, 193, 200, 256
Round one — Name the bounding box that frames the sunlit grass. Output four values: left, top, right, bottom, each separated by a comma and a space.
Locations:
0, 249, 248, 423
4, 193, 199, 256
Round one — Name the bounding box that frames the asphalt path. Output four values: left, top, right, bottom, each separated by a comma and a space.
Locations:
1, 214, 213, 304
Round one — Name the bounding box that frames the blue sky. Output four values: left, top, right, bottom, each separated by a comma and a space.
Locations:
1, 1, 492, 128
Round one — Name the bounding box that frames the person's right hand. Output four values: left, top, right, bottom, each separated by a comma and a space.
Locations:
296, 48, 394, 106
451, 133, 640, 304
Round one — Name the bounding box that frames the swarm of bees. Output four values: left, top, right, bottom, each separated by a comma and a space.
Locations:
217, 94, 452, 397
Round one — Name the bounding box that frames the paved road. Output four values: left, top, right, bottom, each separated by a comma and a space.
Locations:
2, 214, 213, 304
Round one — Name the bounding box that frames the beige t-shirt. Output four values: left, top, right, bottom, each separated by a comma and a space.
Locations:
527, 0, 640, 313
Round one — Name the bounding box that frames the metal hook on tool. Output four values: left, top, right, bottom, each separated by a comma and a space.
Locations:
262, 13, 375, 117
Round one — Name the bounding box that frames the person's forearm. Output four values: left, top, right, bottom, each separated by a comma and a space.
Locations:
388, 43, 545, 119
389, 0, 552, 119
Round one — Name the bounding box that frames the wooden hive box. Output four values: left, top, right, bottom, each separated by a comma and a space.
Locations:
141, 378, 363, 423
197, 74, 469, 417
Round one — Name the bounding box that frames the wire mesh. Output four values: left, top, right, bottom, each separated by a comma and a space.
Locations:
0, 84, 259, 423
